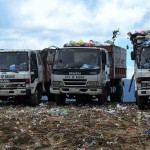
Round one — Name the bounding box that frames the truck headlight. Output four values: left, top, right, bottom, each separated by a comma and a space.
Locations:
52, 81, 63, 87
87, 81, 99, 86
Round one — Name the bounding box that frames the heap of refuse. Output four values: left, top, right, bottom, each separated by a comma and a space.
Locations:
127, 30, 150, 48
64, 40, 102, 47
1, 102, 150, 150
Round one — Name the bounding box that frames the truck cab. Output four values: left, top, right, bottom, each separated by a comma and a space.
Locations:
50, 46, 108, 105
128, 30, 150, 109
131, 47, 150, 109
0, 49, 44, 106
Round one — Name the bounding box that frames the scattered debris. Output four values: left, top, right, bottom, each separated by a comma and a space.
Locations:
0, 102, 150, 149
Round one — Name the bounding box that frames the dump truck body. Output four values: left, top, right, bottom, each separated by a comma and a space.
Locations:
50, 42, 126, 105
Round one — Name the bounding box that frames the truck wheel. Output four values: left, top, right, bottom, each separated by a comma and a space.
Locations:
116, 86, 123, 102
137, 96, 148, 110
29, 87, 42, 106
48, 93, 55, 102
55, 94, 66, 106
103, 85, 109, 102
110, 86, 123, 102
110, 93, 116, 102
97, 94, 105, 105
135, 91, 138, 105
135, 97, 138, 105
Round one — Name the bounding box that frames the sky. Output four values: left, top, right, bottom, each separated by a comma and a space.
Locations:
0, 0, 150, 79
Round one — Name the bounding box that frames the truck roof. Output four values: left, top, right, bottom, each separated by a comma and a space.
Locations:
97, 44, 126, 52
61, 46, 108, 53
62, 44, 126, 53
0, 49, 39, 52
62, 46, 100, 49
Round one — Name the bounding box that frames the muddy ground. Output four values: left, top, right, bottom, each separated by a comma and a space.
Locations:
0, 100, 150, 150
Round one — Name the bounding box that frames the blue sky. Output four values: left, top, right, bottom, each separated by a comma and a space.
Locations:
0, 0, 149, 78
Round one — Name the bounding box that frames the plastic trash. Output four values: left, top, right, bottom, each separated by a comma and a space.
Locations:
142, 116, 148, 125
50, 108, 68, 116
9, 64, 16, 70
146, 129, 150, 136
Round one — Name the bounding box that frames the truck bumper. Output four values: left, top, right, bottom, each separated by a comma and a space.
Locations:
137, 89, 150, 96
0, 89, 31, 97
50, 87, 103, 95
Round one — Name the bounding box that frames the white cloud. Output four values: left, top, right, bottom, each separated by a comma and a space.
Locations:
6, 1, 150, 33
8, 0, 148, 48
0, 0, 150, 57
14, 0, 90, 31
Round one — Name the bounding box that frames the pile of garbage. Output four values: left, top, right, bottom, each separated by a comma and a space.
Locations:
127, 30, 150, 48
0, 102, 150, 150
64, 40, 102, 47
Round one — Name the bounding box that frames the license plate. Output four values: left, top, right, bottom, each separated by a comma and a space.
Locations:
0, 91, 9, 95
69, 88, 79, 93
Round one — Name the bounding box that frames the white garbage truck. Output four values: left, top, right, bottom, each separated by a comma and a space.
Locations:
0, 48, 56, 106
50, 41, 127, 105
128, 30, 150, 109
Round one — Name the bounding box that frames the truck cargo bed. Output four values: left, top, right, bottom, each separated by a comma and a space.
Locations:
98, 45, 126, 79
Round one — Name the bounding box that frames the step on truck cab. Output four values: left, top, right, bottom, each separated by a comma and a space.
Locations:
0, 49, 45, 106
50, 41, 127, 105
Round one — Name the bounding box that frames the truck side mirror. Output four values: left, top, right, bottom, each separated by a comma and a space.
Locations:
131, 51, 135, 60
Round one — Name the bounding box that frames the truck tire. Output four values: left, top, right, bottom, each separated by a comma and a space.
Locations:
116, 86, 123, 102
44, 82, 55, 102
55, 94, 66, 106
103, 84, 109, 102
48, 93, 55, 102
137, 96, 148, 110
29, 87, 42, 106
110, 93, 116, 102
97, 94, 105, 105
135, 96, 138, 105
110, 86, 123, 102
135, 91, 138, 105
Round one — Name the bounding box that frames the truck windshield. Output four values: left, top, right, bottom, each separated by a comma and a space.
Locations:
139, 48, 150, 69
0, 52, 28, 71
53, 48, 100, 69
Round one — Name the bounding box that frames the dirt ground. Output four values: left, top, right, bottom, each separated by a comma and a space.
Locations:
0, 100, 150, 150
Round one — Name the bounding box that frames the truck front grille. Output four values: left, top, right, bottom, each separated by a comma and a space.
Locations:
63, 79, 87, 86
141, 77, 150, 81
141, 82, 150, 89
0, 83, 25, 89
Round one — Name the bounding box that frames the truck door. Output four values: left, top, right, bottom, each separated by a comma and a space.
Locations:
37, 52, 43, 81
30, 52, 38, 83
